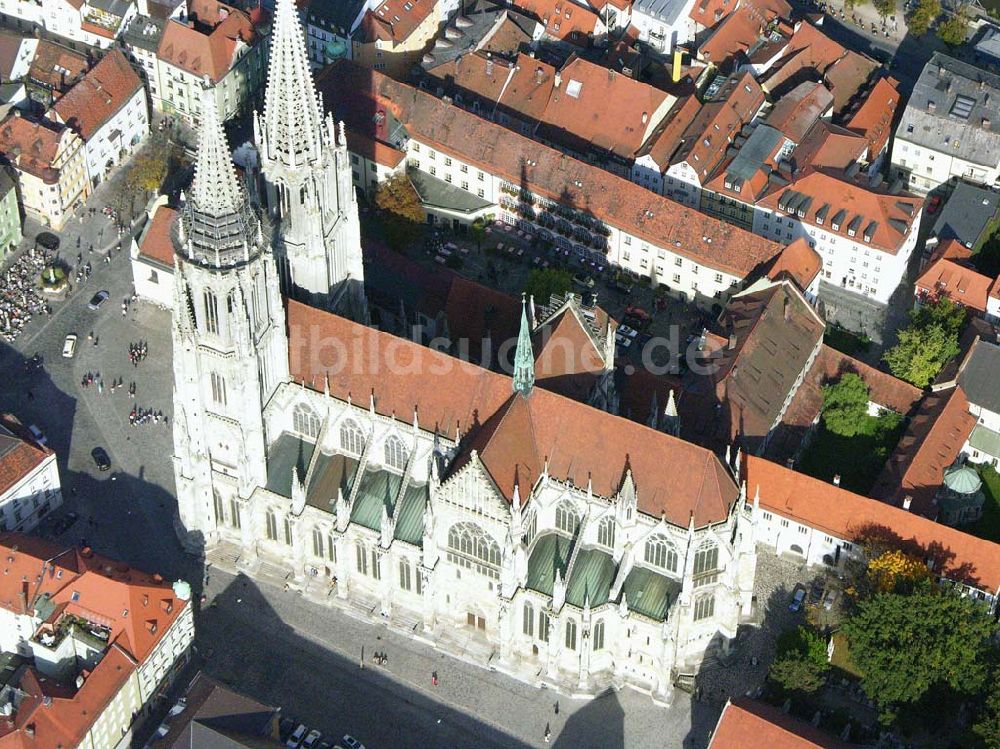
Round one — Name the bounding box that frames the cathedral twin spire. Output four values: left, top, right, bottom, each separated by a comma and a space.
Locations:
180, 90, 261, 268
259, 0, 327, 172
513, 295, 535, 396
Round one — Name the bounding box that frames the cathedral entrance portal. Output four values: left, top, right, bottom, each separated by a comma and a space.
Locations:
466, 612, 487, 631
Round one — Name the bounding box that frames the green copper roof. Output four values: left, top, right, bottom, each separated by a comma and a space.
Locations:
944, 464, 983, 495
526, 533, 574, 595
266, 433, 316, 497
351, 468, 402, 530
565, 548, 617, 608
394, 482, 427, 546
621, 566, 680, 621
512, 295, 535, 396
969, 424, 1000, 459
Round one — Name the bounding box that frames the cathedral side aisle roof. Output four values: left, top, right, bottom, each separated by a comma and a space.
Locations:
287, 300, 739, 527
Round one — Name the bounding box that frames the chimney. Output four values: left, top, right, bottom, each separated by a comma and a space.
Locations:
554, 71, 562, 88
485, 52, 493, 78
783, 295, 791, 321
983, 117, 992, 128
75, 674, 84, 689
927, 100, 936, 113
672, 47, 683, 83
728, 332, 737, 349
832, 474, 841, 486
902, 495, 912, 511
641, 111, 648, 125
535, 66, 544, 84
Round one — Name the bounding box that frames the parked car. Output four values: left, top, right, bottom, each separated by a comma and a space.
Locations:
88, 290, 109, 310
286, 724, 308, 748
27, 424, 47, 446
62, 333, 78, 358
927, 195, 942, 214
51, 512, 79, 535
789, 585, 807, 612
823, 589, 838, 610
341, 737, 365, 749
618, 324, 639, 340
302, 730, 322, 749
91, 447, 111, 472
572, 273, 594, 289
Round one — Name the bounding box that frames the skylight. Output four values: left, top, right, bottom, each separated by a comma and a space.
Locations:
950, 95, 975, 120
566, 79, 583, 98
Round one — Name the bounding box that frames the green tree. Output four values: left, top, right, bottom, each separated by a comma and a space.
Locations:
843, 582, 995, 721
471, 218, 487, 250
524, 268, 572, 303
375, 174, 425, 251
821, 373, 871, 437
907, 0, 942, 36
874, 0, 896, 16
884, 298, 965, 387
937, 8, 969, 46
770, 626, 830, 694
974, 680, 1000, 749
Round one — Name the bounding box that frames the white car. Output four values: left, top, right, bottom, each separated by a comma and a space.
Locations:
618, 324, 639, 339
286, 724, 308, 748
62, 334, 78, 358
27, 425, 47, 446
341, 737, 366, 749
302, 730, 322, 749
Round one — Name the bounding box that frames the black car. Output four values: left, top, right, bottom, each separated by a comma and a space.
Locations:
91, 447, 111, 471
52, 512, 79, 535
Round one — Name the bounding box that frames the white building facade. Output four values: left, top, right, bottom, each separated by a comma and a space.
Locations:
0, 419, 61, 534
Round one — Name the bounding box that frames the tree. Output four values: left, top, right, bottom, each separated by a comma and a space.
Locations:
907, 0, 942, 36
865, 549, 932, 594
884, 298, 965, 387
471, 217, 487, 251
770, 626, 830, 694
974, 681, 1000, 749
937, 8, 969, 46
821, 373, 871, 437
843, 582, 995, 721
524, 268, 572, 303
375, 175, 425, 251
874, 0, 896, 17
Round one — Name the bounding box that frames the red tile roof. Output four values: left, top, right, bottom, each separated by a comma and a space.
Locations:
745, 456, 1000, 592
765, 237, 821, 291
50, 51, 143, 142
0, 534, 190, 749
761, 21, 877, 111
758, 171, 920, 254
158, 0, 258, 82
27, 40, 88, 100
533, 304, 609, 401
0, 114, 69, 184
346, 128, 405, 168
513, 0, 599, 45
915, 257, 993, 314
689, 0, 740, 28
698, 0, 792, 64
844, 77, 899, 158
286, 300, 739, 525
357, 0, 436, 44
872, 386, 976, 517
765, 81, 834, 144
710, 698, 854, 749
0, 414, 52, 498
137, 205, 178, 267
672, 72, 765, 180
318, 62, 784, 277
636, 95, 702, 168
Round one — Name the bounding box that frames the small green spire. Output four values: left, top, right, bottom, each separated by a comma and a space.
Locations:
513, 293, 535, 396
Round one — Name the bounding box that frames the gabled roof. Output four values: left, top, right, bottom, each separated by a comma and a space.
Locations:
287, 300, 740, 526
758, 170, 919, 254
765, 80, 833, 144
746, 456, 1000, 592
50, 51, 143, 141
915, 257, 994, 314
0, 114, 70, 184
356, 0, 436, 44
843, 76, 899, 157
532, 298, 611, 401
158, 0, 258, 82
27, 40, 88, 98
765, 237, 821, 292
0, 414, 52, 498
318, 62, 784, 278
512, 0, 599, 44
636, 94, 702, 168
790, 120, 868, 171
710, 698, 854, 749
697, 0, 792, 65
137, 204, 178, 267
958, 338, 1000, 414
872, 386, 975, 517
710, 279, 825, 452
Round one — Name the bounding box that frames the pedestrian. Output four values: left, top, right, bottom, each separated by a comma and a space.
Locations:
554, 700, 559, 715
432, 670, 438, 686
544, 724, 551, 743
360, 646, 365, 669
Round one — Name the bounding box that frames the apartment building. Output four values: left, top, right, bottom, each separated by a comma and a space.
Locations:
0, 414, 61, 534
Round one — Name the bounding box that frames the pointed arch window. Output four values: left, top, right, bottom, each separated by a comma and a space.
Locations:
523, 601, 534, 637
203, 290, 219, 334
693, 541, 719, 587
447, 522, 501, 578
283, 517, 293, 546
210, 372, 227, 406
555, 501, 580, 535
265, 510, 278, 541
384, 434, 408, 471
565, 618, 577, 650
339, 419, 365, 455
522, 510, 537, 546
597, 516, 615, 548
539, 610, 550, 642
593, 619, 605, 651
644, 535, 678, 572
213, 490, 225, 525
293, 403, 320, 438
229, 499, 241, 529
312, 527, 324, 557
